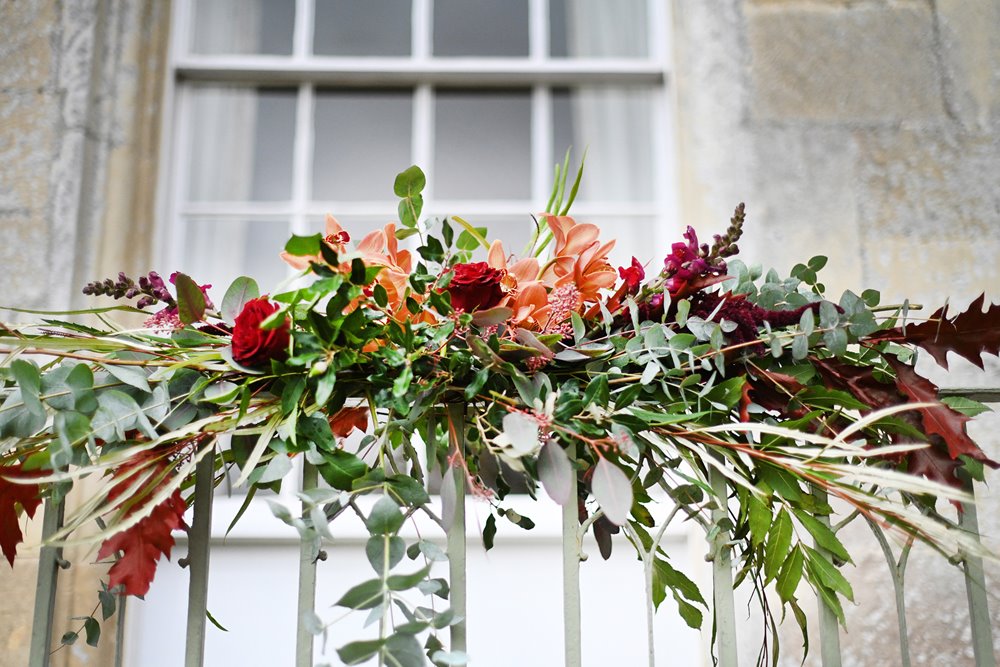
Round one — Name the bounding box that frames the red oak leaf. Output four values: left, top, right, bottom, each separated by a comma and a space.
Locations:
887, 358, 997, 468
0, 464, 42, 567
870, 294, 1000, 370
328, 406, 369, 439
97, 455, 188, 596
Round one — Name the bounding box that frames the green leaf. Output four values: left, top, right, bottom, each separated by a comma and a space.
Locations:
651, 558, 706, 629
482, 513, 497, 551
317, 449, 367, 491
367, 496, 405, 535
591, 458, 633, 526
538, 440, 573, 505
338, 639, 384, 665
451, 216, 489, 249
11, 360, 44, 417
83, 616, 101, 647
335, 578, 384, 609
393, 165, 426, 198
221, 276, 260, 323
804, 546, 854, 602
366, 535, 406, 573
387, 475, 430, 506
941, 396, 992, 418
174, 272, 206, 324
61, 631, 78, 646
386, 564, 432, 591
776, 546, 805, 602
98, 585, 116, 621
258, 454, 292, 484
101, 363, 151, 393
284, 233, 322, 257
206, 608, 229, 632
382, 634, 425, 667
747, 495, 771, 548
764, 509, 792, 583
792, 510, 851, 564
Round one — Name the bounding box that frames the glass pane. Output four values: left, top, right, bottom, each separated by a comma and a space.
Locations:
191, 0, 295, 55
434, 90, 531, 200
433, 0, 529, 57
448, 215, 535, 259
579, 216, 659, 269
552, 87, 654, 201
180, 218, 291, 298
550, 0, 649, 58
313, 0, 412, 56
313, 90, 413, 201
187, 87, 297, 202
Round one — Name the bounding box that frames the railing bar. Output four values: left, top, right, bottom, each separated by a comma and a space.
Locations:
709, 466, 739, 667
936, 387, 1000, 402
960, 478, 997, 667
562, 444, 581, 667
296, 462, 319, 667
114, 593, 128, 667
27, 496, 65, 667
813, 489, 843, 667
183, 452, 215, 667
446, 404, 467, 653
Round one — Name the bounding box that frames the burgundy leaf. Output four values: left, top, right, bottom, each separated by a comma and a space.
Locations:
97, 455, 188, 596
870, 294, 1000, 370
0, 464, 42, 567
887, 358, 997, 467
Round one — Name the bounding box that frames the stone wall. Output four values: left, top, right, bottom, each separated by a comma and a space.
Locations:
0, 1, 170, 665
671, 1, 1000, 665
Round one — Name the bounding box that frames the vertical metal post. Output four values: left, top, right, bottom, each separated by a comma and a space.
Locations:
562, 445, 581, 667
28, 496, 65, 667
184, 454, 214, 667
814, 490, 843, 667
960, 478, 996, 667
446, 404, 467, 653
709, 467, 739, 667
296, 462, 319, 667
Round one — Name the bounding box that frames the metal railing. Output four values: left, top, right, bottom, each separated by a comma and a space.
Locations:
26, 391, 999, 667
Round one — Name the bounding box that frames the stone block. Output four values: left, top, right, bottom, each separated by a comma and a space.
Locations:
740, 126, 864, 297
933, 0, 1000, 130
747, 3, 946, 123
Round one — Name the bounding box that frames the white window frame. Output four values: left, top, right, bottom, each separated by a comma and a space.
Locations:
155, 0, 681, 540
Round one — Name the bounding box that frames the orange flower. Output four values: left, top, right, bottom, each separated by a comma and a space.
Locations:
486, 240, 549, 328
356, 222, 413, 314
539, 215, 617, 302
280, 215, 350, 270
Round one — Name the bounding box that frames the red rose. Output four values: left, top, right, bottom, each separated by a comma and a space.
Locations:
231, 297, 290, 367
446, 262, 506, 312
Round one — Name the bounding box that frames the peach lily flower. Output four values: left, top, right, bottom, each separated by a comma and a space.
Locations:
539, 214, 617, 302
486, 240, 551, 328
280, 214, 350, 270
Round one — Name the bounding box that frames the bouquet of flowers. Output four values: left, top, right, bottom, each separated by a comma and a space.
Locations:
1, 165, 996, 665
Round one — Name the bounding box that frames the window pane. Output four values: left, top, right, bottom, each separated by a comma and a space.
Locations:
187, 87, 297, 202
191, 0, 295, 55
180, 219, 290, 296
552, 87, 654, 202
456, 216, 535, 259
434, 90, 531, 200
313, 0, 412, 56
313, 90, 413, 201
433, 0, 529, 57
579, 216, 660, 269
550, 0, 649, 58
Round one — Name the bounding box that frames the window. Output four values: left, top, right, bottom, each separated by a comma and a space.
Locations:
161, 0, 678, 292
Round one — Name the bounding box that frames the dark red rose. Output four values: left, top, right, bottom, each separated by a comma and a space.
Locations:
231, 297, 290, 367
446, 262, 506, 312
618, 256, 645, 294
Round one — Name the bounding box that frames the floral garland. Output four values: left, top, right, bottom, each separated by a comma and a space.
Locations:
1, 165, 997, 665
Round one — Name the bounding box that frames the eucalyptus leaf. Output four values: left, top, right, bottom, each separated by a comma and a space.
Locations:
591, 458, 633, 526
538, 440, 573, 505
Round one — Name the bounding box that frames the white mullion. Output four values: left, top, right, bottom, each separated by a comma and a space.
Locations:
651, 0, 676, 247
649, 0, 671, 70
172, 0, 193, 59
292, 0, 314, 60
168, 85, 193, 275
529, 0, 548, 62
291, 83, 315, 237
413, 0, 431, 61
413, 85, 434, 204
532, 86, 552, 213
